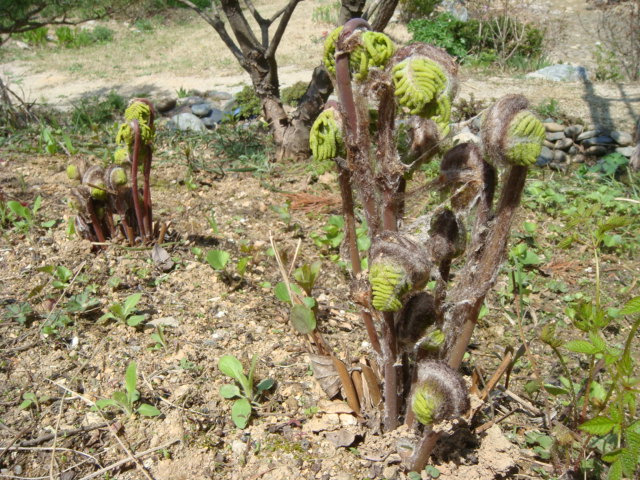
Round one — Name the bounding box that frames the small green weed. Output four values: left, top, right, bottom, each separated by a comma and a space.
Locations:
5, 196, 48, 233
99, 293, 147, 327
218, 354, 274, 428
18, 27, 49, 46
95, 361, 161, 417
3, 302, 33, 326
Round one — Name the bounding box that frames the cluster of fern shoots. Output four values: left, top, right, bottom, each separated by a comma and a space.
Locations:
66, 99, 166, 247
308, 19, 545, 471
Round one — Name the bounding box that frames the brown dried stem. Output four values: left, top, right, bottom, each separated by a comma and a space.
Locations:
129, 119, 147, 241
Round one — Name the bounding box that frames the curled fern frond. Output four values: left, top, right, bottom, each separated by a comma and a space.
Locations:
369, 231, 432, 312
505, 111, 545, 167
411, 360, 469, 426
105, 165, 128, 191
369, 261, 410, 312
392, 58, 446, 114
113, 147, 130, 165
82, 165, 107, 201
323, 26, 343, 76
309, 107, 345, 161
481, 95, 544, 167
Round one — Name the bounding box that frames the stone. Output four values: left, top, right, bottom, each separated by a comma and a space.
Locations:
555, 137, 574, 150
585, 145, 611, 157
577, 129, 599, 141
176, 95, 205, 107
546, 131, 566, 142
382, 465, 399, 480
525, 64, 589, 82
610, 131, 633, 146
202, 108, 228, 128
549, 162, 568, 172
206, 90, 233, 102
544, 122, 565, 132
536, 146, 553, 166
223, 98, 238, 111
154, 96, 176, 113
568, 145, 579, 155
543, 140, 555, 148
573, 154, 586, 164
191, 102, 212, 117
552, 150, 567, 163
168, 112, 206, 132
582, 135, 614, 148
564, 124, 584, 139
616, 146, 635, 157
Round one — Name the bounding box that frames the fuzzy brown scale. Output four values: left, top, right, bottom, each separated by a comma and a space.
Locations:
480, 94, 529, 167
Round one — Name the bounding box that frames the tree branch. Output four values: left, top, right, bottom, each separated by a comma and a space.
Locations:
243, 0, 269, 47
266, 0, 303, 59
176, 0, 245, 63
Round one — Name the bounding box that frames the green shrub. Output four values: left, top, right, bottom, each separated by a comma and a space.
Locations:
235, 86, 261, 118
70, 91, 126, 130
18, 27, 49, 46
399, 0, 442, 23
281, 81, 308, 107
55, 25, 114, 48
408, 13, 545, 67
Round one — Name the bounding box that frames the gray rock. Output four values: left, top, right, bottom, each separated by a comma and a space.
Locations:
176, 95, 206, 107
564, 124, 584, 139
168, 112, 206, 132
202, 109, 229, 128
526, 64, 589, 82
577, 129, 599, 141
544, 140, 555, 148
206, 90, 233, 102
546, 131, 566, 142
610, 131, 633, 146
553, 150, 567, 163
572, 154, 586, 164
585, 145, 611, 157
536, 146, 554, 166
616, 146, 635, 157
568, 145, 579, 155
223, 98, 238, 112
555, 137, 574, 150
191, 102, 213, 117
442, 0, 468, 21
582, 136, 614, 148
154, 96, 176, 113
544, 122, 565, 133
549, 162, 568, 172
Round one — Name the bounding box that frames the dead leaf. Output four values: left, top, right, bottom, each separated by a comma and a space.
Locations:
309, 353, 340, 398
152, 244, 174, 272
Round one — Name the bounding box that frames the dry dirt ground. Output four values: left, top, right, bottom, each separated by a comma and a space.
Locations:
1, 1, 639, 480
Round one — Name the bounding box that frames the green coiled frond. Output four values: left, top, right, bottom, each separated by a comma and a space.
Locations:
113, 147, 129, 165
116, 101, 154, 147
310, 108, 345, 161
369, 261, 411, 312
505, 110, 545, 167
412, 383, 443, 426
350, 31, 394, 81
66, 164, 80, 181
322, 27, 394, 80
418, 329, 445, 353
323, 26, 342, 75
392, 58, 446, 114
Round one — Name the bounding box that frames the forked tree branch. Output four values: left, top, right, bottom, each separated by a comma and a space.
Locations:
176, 0, 245, 63
266, 0, 303, 59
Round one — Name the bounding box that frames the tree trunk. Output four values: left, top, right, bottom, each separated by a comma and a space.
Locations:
369, 0, 400, 31
339, 0, 367, 25
631, 118, 640, 171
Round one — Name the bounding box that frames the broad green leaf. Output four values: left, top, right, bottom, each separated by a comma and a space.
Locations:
218, 355, 246, 383
109, 303, 124, 319
543, 384, 569, 396
32, 196, 42, 216
206, 250, 230, 270
231, 398, 251, 429
274, 282, 291, 304
55, 266, 73, 282
137, 403, 161, 417
565, 340, 600, 355
302, 296, 316, 309
256, 378, 275, 392
112, 391, 130, 410
607, 459, 623, 480
219, 384, 241, 399
620, 296, 640, 315
127, 315, 147, 327
620, 449, 637, 478
95, 398, 119, 409
7, 201, 29, 220
236, 257, 250, 276
125, 362, 138, 399
601, 448, 623, 463
579, 416, 616, 436
123, 293, 142, 316
290, 304, 316, 334
588, 332, 606, 353
626, 430, 640, 456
